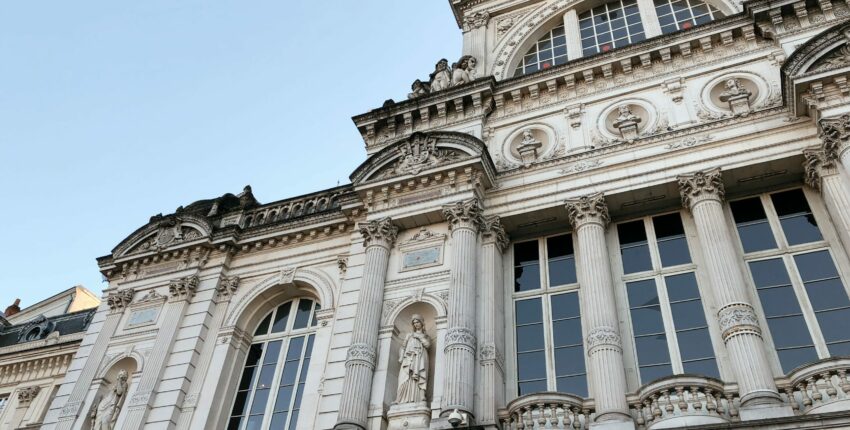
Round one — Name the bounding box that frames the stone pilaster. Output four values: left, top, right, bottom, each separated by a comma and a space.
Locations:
462, 11, 489, 75
678, 169, 783, 409
564, 194, 631, 424
121, 276, 198, 430
335, 218, 398, 430
55, 289, 134, 430
441, 199, 483, 419
804, 148, 850, 253
476, 216, 508, 427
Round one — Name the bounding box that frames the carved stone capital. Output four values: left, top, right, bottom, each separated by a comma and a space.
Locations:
819, 115, 850, 161
718, 302, 762, 342
345, 343, 377, 370
169, 275, 199, 301
359, 218, 398, 249
803, 148, 839, 191
106, 288, 135, 313
216, 275, 240, 299
480, 215, 509, 251
462, 11, 490, 32
565, 193, 609, 228
585, 326, 622, 354
478, 343, 504, 368
442, 198, 484, 231
444, 327, 477, 351
17, 386, 41, 403
678, 168, 725, 209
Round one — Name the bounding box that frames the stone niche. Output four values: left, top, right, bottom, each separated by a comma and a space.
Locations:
83, 357, 138, 430
704, 73, 764, 116
600, 100, 656, 141
386, 302, 439, 430
501, 125, 556, 167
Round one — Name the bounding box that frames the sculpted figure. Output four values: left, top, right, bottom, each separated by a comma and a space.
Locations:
451, 55, 476, 86
429, 59, 452, 92
90, 370, 129, 430
407, 79, 431, 99
615, 105, 641, 124
394, 314, 431, 404
719, 78, 751, 102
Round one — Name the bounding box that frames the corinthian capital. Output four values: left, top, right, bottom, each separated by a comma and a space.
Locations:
442, 198, 483, 231
678, 168, 724, 209
564, 193, 609, 228
169, 275, 199, 301
106, 288, 135, 312
803, 148, 837, 191
480, 215, 509, 251
819, 115, 850, 161
359, 217, 398, 248
462, 11, 490, 32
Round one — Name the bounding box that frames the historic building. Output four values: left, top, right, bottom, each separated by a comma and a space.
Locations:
0, 287, 99, 429
34, 0, 850, 428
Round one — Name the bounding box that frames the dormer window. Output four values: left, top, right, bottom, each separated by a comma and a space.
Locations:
579, 0, 645, 57
514, 24, 569, 76
655, 0, 722, 34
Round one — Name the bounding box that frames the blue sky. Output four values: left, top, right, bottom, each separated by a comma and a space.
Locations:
0, 2, 461, 308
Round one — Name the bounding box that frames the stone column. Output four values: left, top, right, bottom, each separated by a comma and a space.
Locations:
563, 10, 584, 61
804, 148, 850, 253
818, 115, 850, 185
636, 0, 663, 37
476, 216, 509, 427
335, 218, 398, 430
121, 276, 199, 430
564, 194, 631, 425
678, 169, 784, 410
55, 289, 134, 430
441, 199, 483, 420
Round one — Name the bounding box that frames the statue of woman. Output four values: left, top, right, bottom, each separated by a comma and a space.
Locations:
90, 370, 129, 430
451, 55, 476, 86
429, 59, 452, 92
394, 314, 430, 404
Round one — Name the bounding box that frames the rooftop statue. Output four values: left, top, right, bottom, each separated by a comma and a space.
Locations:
429, 58, 452, 92
408, 79, 431, 99
451, 55, 477, 87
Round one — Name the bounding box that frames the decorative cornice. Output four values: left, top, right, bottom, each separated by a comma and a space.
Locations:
442, 198, 484, 231
564, 193, 610, 228
819, 114, 850, 161
345, 343, 377, 370
677, 168, 725, 209
168, 275, 199, 301
480, 215, 509, 251
106, 289, 135, 313
718, 302, 762, 342
585, 326, 623, 355
359, 218, 398, 249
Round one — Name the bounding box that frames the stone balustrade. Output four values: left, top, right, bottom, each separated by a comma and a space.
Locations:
778, 357, 850, 415
499, 392, 594, 430
628, 375, 740, 429
241, 188, 344, 228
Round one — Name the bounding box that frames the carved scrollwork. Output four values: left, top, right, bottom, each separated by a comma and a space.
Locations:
169, 275, 199, 301
819, 115, 850, 161
677, 168, 725, 209
718, 302, 762, 341
585, 326, 622, 354
480, 215, 509, 251
564, 193, 610, 228
444, 327, 477, 352
442, 198, 484, 231
107, 289, 135, 312
17, 386, 41, 403
359, 218, 398, 249
345, 343, 377, 370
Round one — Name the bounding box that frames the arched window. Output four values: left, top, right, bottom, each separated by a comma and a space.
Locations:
654, 0, 722, 34
514, 24, 569, 76
227, 298, 321, 430
579, 0, 645, 56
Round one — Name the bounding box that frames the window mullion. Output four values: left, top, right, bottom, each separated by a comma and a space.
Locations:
262, 337, 290, 430
762, 194, 789, 251
657, 275, 684, 374
636, 0, 663, 37
542, 294, 558, 391
785, 253, 831, 358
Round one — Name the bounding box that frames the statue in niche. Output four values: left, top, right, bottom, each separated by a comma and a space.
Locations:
719, 78, 751, 101
90, 370, 129, 430
451, 55, 477, 86
429, 59, 452, 92
407, 79, 431, 99
613, 105, 642, 140
394, 314, 431, 404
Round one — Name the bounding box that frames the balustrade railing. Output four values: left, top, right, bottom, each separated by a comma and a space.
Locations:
628, 376, 739, 428
778, 357, 850, 414
499, 392, 594, 430
241, 188, 344, 228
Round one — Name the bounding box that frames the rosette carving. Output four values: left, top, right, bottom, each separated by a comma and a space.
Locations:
585, 326, 622, 354
444, 327, 477, 351
819, 115, 850, 161
359, 217, 398, 248
678, 168, 725, 209
718, 302, 762, 341
106, 288, 135, 312
480, 215, 509, 251
442, 198, 484, 231
345, 343, 377, 369
565, 193, 610, 227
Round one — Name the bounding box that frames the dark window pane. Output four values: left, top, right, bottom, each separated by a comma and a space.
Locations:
665, 272, 700, 302
771, 189, 811, 216
257, 364, 276, 390
239, 366, 258, 391
516, 298, 543, 325
777, 347, 819, 373
286, 337, 305, 361
231, 391, 249, 417
269, 412, 289, 429
631, 307, 665, 335
299, 358, 311, 383
227, 417, 242, 430
274, 386, 294, 412
263, 341, 282, 364
653, 213, 685, 238
676, 328, 714, 360
671, 301, 708, 330
293, 300, 314, 330
628, 279, 660, 307
635, 334, 671, 365
549, 257, 577, 286
288, 410, 300, 430
246, 344, 264, 367
828, 341, 850, 356
555, 346, 586, 375
514, 241, 539, 265
781, 215, 823, 245
757, 286, 803, 317
805, 279, 850, 311
254, 313, 272, 336
737, 222, 776, 253
750, 259, 792, 288
272, 302, 293, 333
816, 308, 850, 342
517, 351, 547, 380
766, 316, 814, 348
618, 220, 648, 245
515, 264, 541, 292
518, 379, 548, 396
245, 415, 264, 430
622, 245, 653, 273
280, 362, 299, 387
551, 293, 581, 320
516, 325, 545, 351
682, 357, 720, 378
795, 251, 840, 281
640, 363, 674, 382
658, 237, 692, 267
557, 374, 588, 397
553, 319, 583, 346
250, 389, 270, 414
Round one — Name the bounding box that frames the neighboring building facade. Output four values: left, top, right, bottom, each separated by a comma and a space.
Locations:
0, 287, 99, 429
37, 0, 850, 428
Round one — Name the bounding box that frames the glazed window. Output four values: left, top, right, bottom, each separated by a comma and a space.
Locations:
227, 298, 320, 430
513, 234, 587, 397
617, 213, 720, 384
579, 0, 645, 56
731, 189, 850, 373
514, 24, 569, 76
654, 0, 722, 34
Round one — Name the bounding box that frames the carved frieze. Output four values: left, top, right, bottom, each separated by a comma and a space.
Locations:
585, 326, 622, 354
565, 193, 610, 228
444, 327, 477, 351
718, 302, 762, 341
345, 343, 377, 370
376, 134, 464, 179
678, 168, 725, 208
359, 218, 399, 248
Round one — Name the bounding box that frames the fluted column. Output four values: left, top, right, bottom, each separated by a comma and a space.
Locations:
804, 148, 850, 253
819, 115, 850, 184
564, 194, 631, 423
335, 218, 398, 430
678, 169, 782, 408
441, 199, 482, 419
122, 276, 199, 430
476, 216, 509, 427
55, 289, 134, 430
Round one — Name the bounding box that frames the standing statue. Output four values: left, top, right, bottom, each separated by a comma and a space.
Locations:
429, 59, 452, 92
451, 55, 477, 86
394, 314, 431, 404
90, 370, 129, 430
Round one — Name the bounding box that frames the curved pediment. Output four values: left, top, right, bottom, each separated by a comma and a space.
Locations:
350, 131, 495, 184
784, 22, 850, 78
112, 214, 213, 258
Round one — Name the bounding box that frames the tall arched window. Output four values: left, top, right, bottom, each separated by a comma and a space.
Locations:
654, 0, 722, 34
579, 0, 645, 56
514, 24, 569, 76
227, 298, 321, 430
